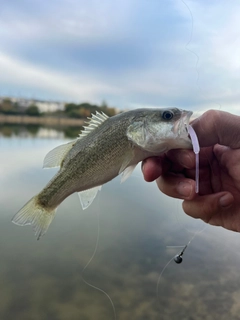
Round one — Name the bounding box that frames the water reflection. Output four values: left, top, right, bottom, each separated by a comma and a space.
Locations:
1, 126, 240, 319
0, 123, 82, 139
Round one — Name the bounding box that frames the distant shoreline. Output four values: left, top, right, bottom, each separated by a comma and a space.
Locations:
0, 114, 85, 127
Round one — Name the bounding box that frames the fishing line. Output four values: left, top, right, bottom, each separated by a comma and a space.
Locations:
181, 0, 204, 124
156, 225, 207, 301
181, 0, 222, 115
167, 0, 205, 240
155, 0, 224, 307
81, 194, 117, 320
181, 0, 201, 195
215, 102, 222, 111
171, 201, 200, 238
181, 0, 199, 85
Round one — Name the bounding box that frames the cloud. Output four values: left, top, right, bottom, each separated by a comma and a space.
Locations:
0, 52, 121, 101
0, 0, 240, 114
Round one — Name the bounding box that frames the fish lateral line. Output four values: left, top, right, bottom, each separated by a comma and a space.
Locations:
12, 108, 193, 239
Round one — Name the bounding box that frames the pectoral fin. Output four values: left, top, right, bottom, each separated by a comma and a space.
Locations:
118, 150, 136, 183
78, 186, 102, 210
120, 164, 137, 183
43, 140, 76, 168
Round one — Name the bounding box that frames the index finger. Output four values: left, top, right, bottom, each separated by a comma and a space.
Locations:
142, 155, 170, 182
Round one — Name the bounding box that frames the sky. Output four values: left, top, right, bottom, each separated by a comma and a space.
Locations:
0, 0, 240, 114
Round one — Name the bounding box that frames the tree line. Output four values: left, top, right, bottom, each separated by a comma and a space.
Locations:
0, 98, 117, 118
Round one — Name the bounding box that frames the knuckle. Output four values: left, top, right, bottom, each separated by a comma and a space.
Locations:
182, 195, 218, 224
200, 200, 214, 223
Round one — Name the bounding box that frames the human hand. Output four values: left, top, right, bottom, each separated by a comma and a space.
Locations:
142, 110, 240, 232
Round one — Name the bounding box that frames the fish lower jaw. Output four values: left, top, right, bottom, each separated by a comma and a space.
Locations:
174, 138, 192, 149
160, 137, 192, 152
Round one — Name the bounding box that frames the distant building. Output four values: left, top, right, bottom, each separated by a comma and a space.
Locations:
33, 101, 65, 112
0, 97, 65, 112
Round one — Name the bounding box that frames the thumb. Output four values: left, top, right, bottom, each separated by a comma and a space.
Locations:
192, 110, 240, 149
182, 192, 234, 225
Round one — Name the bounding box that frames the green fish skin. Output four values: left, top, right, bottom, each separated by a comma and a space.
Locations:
12, 108, 192, 239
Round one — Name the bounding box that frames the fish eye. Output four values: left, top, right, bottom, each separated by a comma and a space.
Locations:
162, 110, 174, 120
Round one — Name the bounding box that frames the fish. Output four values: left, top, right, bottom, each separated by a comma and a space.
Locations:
12, 108, 193, 240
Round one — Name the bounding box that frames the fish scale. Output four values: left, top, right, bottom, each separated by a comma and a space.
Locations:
12, 108, 192, 239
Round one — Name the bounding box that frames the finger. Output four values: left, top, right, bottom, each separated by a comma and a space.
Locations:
166, 148, 216, 195
183, 166, 214, 195
182, 192, 235, 227
167, 147, 214, 171
166, 149, 195, 169
214, 144, 240, 175
156, 174, 196, 200
142, 156, 167, 182
192, 110, 240, 149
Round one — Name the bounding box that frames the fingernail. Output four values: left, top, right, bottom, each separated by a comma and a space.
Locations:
176, 181, 192, 197
219, 194, 233, 207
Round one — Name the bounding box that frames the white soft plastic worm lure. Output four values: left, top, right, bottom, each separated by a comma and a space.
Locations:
188, 125, 200, 193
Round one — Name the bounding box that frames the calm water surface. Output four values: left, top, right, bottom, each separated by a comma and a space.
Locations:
1, 125, 240, 320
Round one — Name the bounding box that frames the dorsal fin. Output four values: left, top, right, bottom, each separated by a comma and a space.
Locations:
79, 111, 109, 138
43, 140, 76, 168
43, 112, 108, 168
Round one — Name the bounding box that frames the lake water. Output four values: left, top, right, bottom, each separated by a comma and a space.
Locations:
1, 124, 240, 320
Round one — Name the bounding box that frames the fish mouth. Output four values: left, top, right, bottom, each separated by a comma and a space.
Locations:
173, 109, 193, 140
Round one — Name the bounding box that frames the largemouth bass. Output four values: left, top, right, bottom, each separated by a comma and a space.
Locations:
12, 108, 192, 239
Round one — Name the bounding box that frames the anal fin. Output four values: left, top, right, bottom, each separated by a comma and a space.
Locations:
78, 186, 102, 210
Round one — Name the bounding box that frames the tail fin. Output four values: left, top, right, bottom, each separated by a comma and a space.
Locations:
12, 196, 56, 240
